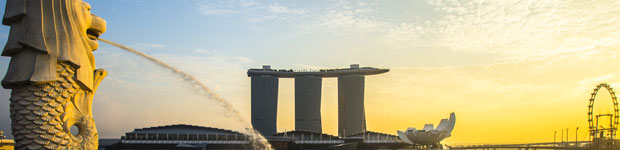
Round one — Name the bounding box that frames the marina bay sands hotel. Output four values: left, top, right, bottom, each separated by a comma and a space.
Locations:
247, 64, 389, 137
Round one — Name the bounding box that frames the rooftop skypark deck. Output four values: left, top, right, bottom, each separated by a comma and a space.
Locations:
247, 64, 390, 78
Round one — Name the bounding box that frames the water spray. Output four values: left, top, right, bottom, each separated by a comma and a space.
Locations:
99, 38, 272, 150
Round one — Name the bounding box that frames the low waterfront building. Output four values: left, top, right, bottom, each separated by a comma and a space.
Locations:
102, 124, 428, 150
103, 124, 251, 150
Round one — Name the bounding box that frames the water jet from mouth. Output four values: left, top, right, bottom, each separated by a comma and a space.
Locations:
99, 38, 272, 150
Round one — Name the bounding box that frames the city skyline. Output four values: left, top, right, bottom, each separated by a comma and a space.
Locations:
0, 0, 619, 146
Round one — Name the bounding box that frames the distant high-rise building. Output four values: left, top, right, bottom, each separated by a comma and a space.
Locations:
338, 74, 366, 136
295, 76, 323, 133
247, 64, 388, 137
250, 66, 279, 136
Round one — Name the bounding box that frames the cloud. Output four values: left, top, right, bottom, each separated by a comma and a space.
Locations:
387, 0, 620, 60
193, 48, 218, 55
197, 5, 237, 15
311, 0, 383, 33
196, 0, 308, 22
193, 0, 620, 63
196, 0, 257, 15
257, 0, 620, 62
382, 23, 427, 48
268, 3, 304, 15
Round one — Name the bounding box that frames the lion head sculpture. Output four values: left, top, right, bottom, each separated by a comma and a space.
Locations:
2, 0, 106, 91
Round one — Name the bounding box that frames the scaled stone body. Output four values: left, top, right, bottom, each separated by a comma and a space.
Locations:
3, 0, 106, 149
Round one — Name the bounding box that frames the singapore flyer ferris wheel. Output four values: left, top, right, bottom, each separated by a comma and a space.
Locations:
588, 83, 619, 139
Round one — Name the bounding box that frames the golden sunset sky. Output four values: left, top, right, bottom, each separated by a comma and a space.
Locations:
0, 0, 619, 145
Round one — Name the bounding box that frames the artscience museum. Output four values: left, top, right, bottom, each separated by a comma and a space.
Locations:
398, 113, 456, 146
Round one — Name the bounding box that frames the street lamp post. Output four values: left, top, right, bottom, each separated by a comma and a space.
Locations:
566, 128, 569, 146
562, 129, 564, 144
576, 127, 579, 147
554, 131, 557, 150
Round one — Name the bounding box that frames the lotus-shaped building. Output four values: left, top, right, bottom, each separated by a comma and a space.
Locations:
397, 113, 456, 145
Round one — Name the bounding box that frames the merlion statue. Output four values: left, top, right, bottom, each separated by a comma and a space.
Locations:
2, 0, 106, 149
